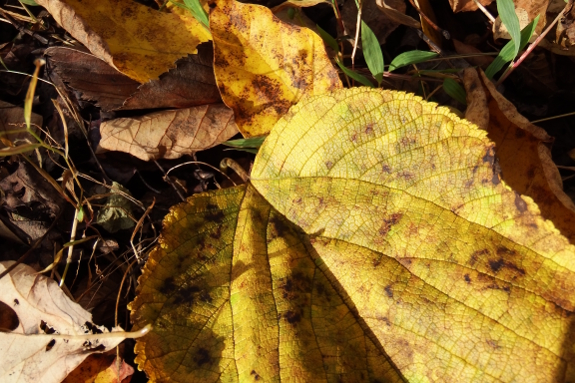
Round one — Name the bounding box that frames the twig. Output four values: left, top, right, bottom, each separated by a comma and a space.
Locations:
351, 0, 363, 71
407, 0, 450, 39
472, 0, 496, 23
496, 7, 566, 86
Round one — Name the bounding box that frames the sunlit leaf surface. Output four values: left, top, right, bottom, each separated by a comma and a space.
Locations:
131, 88, 575, 382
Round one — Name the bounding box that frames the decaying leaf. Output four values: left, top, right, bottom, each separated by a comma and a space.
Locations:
45, 47, 141, 112
98, 104, 238, 161
375, 0, 421, 29
464, 67, 575, 244
46, 43, 221, 111
131, 88, 575, 382
96, 181, 135, 233
448, 0, 492, 13
120, 43, 221, 110
0, 100, 42, 148
210, 0, 342, 137
342, 0, 407, 45
0, 261, 125, 383
35, 0, 211, 83
62, 353, 134, 383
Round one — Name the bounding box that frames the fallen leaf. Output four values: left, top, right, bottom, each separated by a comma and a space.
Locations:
46, 43, 221, 111
210, 0, 342, 137
131, 88, 575, 382
448, 0, 492, 13
271, 0, 330, 12
0, 100, 42, 148
375, 0, 421, 29
342, 0, 406, 44
63, 353, 134, 383
36, 0, 211, 83
120, 43, 221, 110
0, 261, 125, 383
45, 47, 141, 112
96, 182, 135, 233
97, 104, 238, 161
464, 67, 575, 244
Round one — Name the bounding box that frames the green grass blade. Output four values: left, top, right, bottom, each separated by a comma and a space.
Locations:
224, 136, 266, 149
183, 0, 209, 28
485, 15, 539, 79
388, 50, 438, 72
316, 25, 339, 53
443, 78, 467, 105
497, 0, 521, 58
337, 61, 374, 87
361, 20, 384, 85
19, 0, 39, 5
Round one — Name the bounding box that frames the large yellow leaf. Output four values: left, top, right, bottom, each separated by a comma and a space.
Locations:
36, 0, 211, 83
130, 88, 575, 382
210, 0, 342, 137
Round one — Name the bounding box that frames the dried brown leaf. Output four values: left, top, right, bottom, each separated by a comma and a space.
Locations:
0, 261, 125, 383
97, 104, 239, 161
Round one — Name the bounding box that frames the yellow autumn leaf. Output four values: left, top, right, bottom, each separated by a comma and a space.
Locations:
36, 0, 211, 83
130, 88, 575, 382
210, 0, 342, 137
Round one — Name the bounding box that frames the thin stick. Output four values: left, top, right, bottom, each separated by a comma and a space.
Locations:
531, 111, 575, 124
351, 0, 363, 71
496, 7, 566, 86
472, 0, 496, 23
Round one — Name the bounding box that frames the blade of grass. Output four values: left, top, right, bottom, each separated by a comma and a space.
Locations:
336, 61, 374, 87
361, 20, 384, 85
485, 15, 539, 79
443, 78, 467, 105
497, 0, 521, 58
388, 50, 438, 72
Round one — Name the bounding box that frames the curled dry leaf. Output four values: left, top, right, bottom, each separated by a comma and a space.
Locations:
35, 0, 211, 83
131, 88, 575, 382
46, 44, 221, 111
98, 104, 239, 161
375, 0, 421, 29
448, 0, 492, 13
210, 0, 342, 137
463, 67, 575, 244
0, 261, 125, 383
45, 47, 141, 112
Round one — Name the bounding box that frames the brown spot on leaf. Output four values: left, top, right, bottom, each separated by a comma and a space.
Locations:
210, 226, 222, 239
159, 277, 177, 295
491, 172, 501, 185
350, 133, 358, 142
46, 339, 56, 351
325, 160, 334, 170
251, 370, 261, 380
173, 285, 201, 306
205, 204, 225, 223
482, 147, 495, 165
196, 348, 211, 366
365, 123, 374, 134
284, 310, 302, 324
514, 193, 527, 213
384, 285, 393, 298
270, 214, 289, 238
382, 164, 391, 173
464, 274, 471, 283
469, 249, 489, 265
379, 213, 403, 236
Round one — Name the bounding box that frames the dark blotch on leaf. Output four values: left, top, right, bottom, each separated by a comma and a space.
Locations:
464, 274, 471, 283
384, 285, 393, 298
284, 310, 302, 323
159, 277, 177, 295
173, 285, 201, 306
270, 215, 289, 238
195, 348, 212, 366
45, 339, 55, 351
514, 193, 527, 213
251, 370, 261, 380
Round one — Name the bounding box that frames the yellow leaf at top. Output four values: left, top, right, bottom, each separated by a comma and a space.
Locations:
36, 0, 211, 83
130, 88, 575, 382
210, 0, 342, 137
